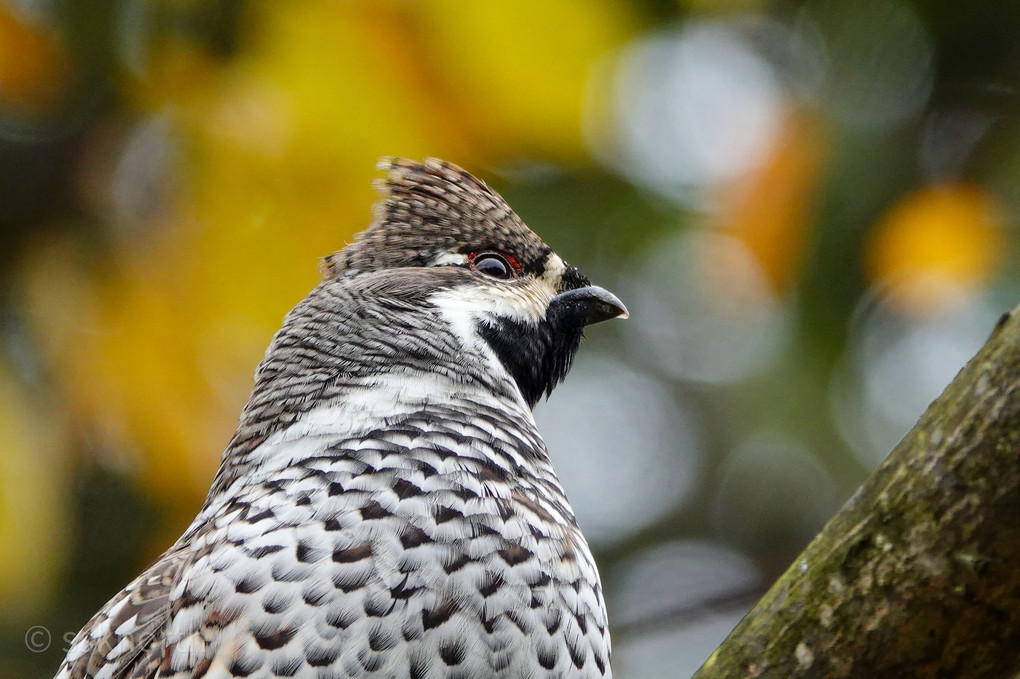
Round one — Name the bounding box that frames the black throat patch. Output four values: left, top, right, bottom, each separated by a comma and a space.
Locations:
477, 314, 584, 409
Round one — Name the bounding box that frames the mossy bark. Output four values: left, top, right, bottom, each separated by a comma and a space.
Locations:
693, 304, 1020, 679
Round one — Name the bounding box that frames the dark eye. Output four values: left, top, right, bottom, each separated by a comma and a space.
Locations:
471, 252, 519, 280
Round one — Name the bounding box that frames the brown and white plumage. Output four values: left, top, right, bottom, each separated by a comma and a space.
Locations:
57, 158, 627, 679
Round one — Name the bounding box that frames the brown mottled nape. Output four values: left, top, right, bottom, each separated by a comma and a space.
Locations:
321, 157, 553, 279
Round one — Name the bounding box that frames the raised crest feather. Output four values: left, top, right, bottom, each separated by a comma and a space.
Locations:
321, 157, 550, 279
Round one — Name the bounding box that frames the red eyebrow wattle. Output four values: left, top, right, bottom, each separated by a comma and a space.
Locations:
468, 251, 522, 274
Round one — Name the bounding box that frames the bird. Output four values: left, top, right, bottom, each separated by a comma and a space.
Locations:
56, 157, 628, 679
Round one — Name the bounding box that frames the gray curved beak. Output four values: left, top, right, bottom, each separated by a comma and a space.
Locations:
549, 286, 629, 327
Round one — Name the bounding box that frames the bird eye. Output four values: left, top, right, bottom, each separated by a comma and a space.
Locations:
470, 252, 519, 280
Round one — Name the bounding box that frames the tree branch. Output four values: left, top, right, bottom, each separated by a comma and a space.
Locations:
693, 303, 1020, 679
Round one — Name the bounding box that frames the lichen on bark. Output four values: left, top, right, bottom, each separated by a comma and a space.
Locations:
693, 303, 1020, 679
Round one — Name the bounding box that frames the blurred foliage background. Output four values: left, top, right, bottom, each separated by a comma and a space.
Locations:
1, 0, 1019, 677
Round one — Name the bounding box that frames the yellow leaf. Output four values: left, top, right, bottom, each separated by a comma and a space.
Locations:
866, 184, 1006, 313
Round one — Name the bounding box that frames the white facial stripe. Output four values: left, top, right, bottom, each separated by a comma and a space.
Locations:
541, 253, 568, 289
429, 251, 469, 267
428, 290, 492, 357
431, 279, 555, 327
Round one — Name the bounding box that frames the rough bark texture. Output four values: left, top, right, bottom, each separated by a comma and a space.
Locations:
693, 303, 1020, 679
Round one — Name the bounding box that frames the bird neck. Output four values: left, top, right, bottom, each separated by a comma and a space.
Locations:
202, 280, 547, 503
207, 363, 543, 500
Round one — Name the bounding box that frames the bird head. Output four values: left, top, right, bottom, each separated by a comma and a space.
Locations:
216, 158, 627, 488
318, 157, 628, 409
